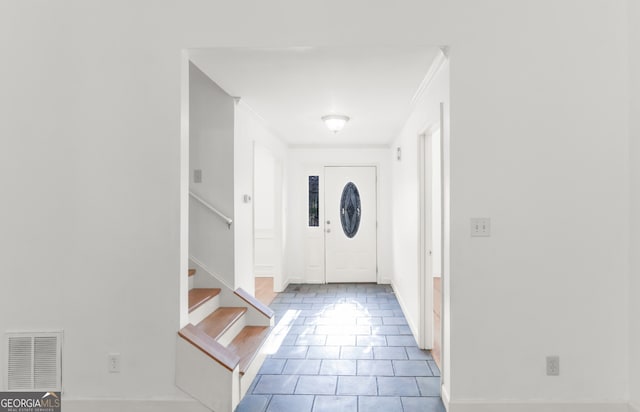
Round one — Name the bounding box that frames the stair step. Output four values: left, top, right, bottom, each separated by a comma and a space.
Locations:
196, 307, 247, 340
188, 288, 221, 313
228, 326, 272, 375
178, 324, 240, 372
188, 269, 196, 277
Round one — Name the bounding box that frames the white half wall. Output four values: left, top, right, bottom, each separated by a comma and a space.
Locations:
629, 0, 640, 406
189, 62, 236, 288
285, 147, 392, 286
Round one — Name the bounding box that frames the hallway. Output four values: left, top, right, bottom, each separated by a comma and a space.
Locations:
236, 284, 444, 412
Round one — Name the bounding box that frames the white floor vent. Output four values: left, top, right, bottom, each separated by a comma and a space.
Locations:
6, 331, 62, 391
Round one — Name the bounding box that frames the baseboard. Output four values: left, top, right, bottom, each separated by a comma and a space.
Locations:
390, 280, 419, 342
448, 400, 630, 412
279, 277, 301, 292
379, 277, 392, 285
64, 399, 208, 412
630, 401, 640, 412
441, 384, 451, 411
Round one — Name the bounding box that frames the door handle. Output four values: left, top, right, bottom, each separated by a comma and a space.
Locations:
326, 220, 331, 224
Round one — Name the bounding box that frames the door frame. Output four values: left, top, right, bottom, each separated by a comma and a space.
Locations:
418, 125, 443, 350
323, 165, 379, 284
252, 141, 285, 292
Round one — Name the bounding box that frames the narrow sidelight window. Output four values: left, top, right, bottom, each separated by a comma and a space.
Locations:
308, 176, 319, 226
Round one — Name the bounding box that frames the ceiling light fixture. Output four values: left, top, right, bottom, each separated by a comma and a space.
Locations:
321, 114, 350, 134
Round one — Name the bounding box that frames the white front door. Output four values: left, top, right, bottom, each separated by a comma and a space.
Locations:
324, 166, 377, 283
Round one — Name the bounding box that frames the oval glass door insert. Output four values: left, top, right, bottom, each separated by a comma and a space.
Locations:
340, 182, 361, 238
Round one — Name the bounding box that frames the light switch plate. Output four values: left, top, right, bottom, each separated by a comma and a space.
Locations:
194, 169, 202, 183
471, 218, 491, 237
108, 353, 121, 373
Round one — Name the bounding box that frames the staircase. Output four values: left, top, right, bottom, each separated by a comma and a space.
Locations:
177, 268, 274, 412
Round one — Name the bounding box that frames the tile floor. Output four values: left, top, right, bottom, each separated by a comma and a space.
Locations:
235, 283, 445, 412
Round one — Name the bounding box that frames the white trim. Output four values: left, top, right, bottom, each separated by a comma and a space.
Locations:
447, 400, 630, 412
281, 277, 303, 291
63, 400, 208, 412
410, 49, 448, 107
438, 101, 448, 389
390, 281, 419, 340
189, 255, 234, 291
179, 52, 191, 330
441, 384, 451, 411
418, 132, 433, 350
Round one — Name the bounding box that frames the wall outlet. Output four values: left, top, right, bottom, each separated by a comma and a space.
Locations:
546, 356, 560, 376
108, 353, 121, 373
471, 218, 491, 237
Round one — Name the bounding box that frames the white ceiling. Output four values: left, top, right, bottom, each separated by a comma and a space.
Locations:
189, 46, 441, 146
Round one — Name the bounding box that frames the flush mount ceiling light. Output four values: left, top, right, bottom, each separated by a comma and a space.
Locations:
321, 114, 350, 134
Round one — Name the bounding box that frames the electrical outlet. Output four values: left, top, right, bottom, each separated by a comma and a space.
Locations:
546, 356, 559, 376
471, 218, 491, 237
108, 353, 121, 373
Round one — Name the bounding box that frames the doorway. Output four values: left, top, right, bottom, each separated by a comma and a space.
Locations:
324, 166, 378, 283
253, 143, 284, 301
419, 127, 443, 368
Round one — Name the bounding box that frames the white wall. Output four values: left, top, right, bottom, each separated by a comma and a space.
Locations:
447, 4, 629, 405
629, 0, 640, 408
189, 62, 235, 287
234, 102, 288, 294
0, 1, 633, 409
253, 145, 278, 277
285, 147, 392, 286
391, 59, 449, 347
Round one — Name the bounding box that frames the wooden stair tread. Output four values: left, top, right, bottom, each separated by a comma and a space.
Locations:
196, 307, 247, 340
228, 326, 272, 374
235, 288, 275, 318
188, 288, 221, 313
188, 268, 196, 277
178, 324, 239, 372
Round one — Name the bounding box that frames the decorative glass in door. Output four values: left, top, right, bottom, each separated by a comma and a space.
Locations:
340, 182, 361, 238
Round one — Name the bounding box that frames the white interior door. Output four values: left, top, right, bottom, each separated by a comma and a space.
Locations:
324, 166, 377, 283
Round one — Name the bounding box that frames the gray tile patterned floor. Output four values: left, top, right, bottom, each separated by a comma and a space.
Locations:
236, 283, 445, 412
